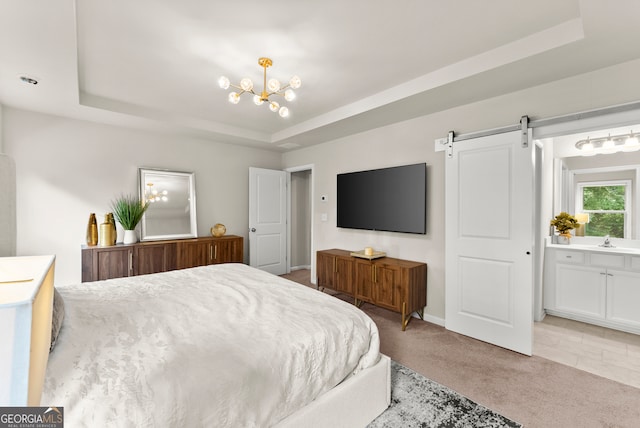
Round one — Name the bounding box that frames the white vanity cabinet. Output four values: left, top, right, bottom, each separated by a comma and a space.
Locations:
555, 264, 606, 319
606, 269, 640, 328
544, 247, 640, 334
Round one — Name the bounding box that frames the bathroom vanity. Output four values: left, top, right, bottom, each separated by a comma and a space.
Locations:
544, 241, 640, 334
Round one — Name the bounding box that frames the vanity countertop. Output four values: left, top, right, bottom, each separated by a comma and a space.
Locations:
547, 243, 640, 255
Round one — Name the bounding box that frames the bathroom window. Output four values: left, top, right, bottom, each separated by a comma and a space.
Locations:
576, 180, 630, 238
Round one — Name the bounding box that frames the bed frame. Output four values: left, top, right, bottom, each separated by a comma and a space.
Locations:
275, 354, 391, 428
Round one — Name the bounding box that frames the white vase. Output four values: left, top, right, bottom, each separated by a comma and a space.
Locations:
123, 229, 137, 245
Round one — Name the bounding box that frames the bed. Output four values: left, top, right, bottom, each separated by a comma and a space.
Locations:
42, 263, 390, 427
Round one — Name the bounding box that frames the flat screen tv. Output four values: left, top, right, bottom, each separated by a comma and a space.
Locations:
337, 163, 426, 234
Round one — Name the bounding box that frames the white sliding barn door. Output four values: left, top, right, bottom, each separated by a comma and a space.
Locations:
445, 130, 534, 355
249, 167, 287, 275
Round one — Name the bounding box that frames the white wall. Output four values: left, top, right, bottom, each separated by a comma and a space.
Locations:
3, 108, 281, 285
282, 57, 640, 322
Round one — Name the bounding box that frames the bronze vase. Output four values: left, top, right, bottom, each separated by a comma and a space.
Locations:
86, 213, 98, 246
106, 212, 117, 245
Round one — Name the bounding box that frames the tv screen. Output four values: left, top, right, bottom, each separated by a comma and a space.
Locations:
337, 163, 426, 234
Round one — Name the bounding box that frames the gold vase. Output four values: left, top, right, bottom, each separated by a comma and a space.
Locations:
99, 214, 115, 247
86, 213, 98, 246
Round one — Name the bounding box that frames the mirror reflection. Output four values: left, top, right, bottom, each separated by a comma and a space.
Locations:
551, 123, 640, 240
138, 168, 197, 241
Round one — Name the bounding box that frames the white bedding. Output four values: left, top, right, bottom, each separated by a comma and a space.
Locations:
43, 263, 380, 427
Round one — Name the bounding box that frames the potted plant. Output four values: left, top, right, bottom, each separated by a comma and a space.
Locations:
550, 212, 579, 244
111, 194, 149, 244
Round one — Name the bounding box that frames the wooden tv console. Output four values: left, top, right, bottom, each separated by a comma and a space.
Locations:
317, 249, 427, 330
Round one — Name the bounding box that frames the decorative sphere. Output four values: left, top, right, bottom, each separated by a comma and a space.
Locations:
211, 223, 227, 237
240, 78, 253, 91
267, 78, 281, 92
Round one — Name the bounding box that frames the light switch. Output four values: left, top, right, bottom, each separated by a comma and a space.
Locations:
321, 213, 328, 221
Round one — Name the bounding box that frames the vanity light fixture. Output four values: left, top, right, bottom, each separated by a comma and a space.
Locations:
575, 130, 640, 155
218, 57, 301, 118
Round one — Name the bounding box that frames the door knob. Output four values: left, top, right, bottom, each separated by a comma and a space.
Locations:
250, 228, 256, 232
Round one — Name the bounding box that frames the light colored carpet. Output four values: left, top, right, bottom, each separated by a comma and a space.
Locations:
281, 269, 640, 428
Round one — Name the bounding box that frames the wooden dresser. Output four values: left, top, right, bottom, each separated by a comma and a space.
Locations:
317, 249, 427, 330
82, 235, 243, 282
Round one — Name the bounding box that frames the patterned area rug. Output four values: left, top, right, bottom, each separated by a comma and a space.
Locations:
368, 361, 522, 428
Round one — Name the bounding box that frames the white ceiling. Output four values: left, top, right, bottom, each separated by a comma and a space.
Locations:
2, 1, 640, 151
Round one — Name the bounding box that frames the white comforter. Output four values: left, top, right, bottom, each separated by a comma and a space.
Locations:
42, 263, 380, 427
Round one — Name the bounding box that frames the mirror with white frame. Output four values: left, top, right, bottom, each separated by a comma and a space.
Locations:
138, 168, 197, 241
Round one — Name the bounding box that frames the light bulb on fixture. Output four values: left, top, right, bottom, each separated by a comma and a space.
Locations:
623, 131, 640, 151
218, 57, 300, 118
581, 139, 594, 151
267, 78, 281, 92
218, 76, 230, 90
228, 92, 240, 104
240, 78, 253, 91
284, 89, 296, 101
602, 135, 615, 152
289, 76, 301, 89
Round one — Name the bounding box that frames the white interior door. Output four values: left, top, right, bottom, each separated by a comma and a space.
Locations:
445, 130, 534, 355
249, 167, 287, 275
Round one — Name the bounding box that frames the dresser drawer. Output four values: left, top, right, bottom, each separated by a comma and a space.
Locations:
591, 253, 625, 268
555, 250, 584, 264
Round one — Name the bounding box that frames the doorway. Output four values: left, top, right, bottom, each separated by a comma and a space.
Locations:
286, 165, 314, 278
533, 118, 640, 387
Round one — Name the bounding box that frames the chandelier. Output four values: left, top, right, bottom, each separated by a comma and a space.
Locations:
575, 131, 640, 156
145, 183, 168, 203
218, 57, 301, 118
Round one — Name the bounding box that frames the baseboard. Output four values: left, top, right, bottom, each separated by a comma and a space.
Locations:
420, 313, 445, 327
290, 265, 311, 271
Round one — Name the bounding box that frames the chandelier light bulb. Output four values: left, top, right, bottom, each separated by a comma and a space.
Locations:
582, 141, 594, 151
284, 89, 296, 102
289, 75, 301, 89
625, 134, 639, 146
278, 106, 289, 117
253, 95, 264, 106
267, 78, 281, 92
240, 78, 253, 91
218, 76, 230, 89
269, 101, 280, 112
228, 92, 240, 104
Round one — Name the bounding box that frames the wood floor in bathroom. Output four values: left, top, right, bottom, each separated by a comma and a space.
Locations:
534, 314, 640, 389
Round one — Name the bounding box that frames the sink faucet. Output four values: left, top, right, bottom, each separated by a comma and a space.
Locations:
600, 235, 615, 248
